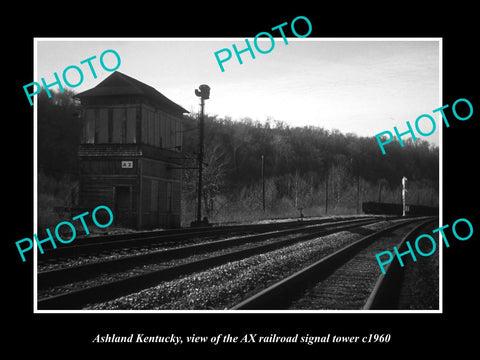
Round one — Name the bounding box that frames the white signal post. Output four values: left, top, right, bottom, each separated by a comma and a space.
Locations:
402, 176, 408, 217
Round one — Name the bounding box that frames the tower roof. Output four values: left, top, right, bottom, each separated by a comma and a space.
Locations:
76, 71, 189, 115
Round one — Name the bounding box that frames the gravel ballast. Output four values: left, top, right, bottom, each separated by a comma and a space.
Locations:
84, 220, 403, 310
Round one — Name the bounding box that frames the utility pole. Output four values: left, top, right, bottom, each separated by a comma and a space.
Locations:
193, 84, 210, 226
325, 168, 329, 215
357, 175, 361, 214
261, 155, 265, 212
295, 170, 298, 209
378, 181, 383, 203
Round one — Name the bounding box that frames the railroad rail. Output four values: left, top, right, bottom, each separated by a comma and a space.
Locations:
39, 215, 384, 260
230, 217, 435, 310
38, 216, 381, 288
37, 216, 387, 310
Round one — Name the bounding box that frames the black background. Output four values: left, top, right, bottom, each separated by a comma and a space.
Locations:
6, 4, 478, 356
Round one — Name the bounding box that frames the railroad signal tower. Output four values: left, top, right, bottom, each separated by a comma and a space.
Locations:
76, 71, 188, 229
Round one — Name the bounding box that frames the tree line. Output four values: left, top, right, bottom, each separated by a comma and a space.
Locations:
37, 90, 439, 225
180, 114, 438, 223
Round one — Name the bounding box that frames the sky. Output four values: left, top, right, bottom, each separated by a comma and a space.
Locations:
35, 38, 441, 146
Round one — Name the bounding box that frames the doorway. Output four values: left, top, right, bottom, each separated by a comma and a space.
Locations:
114, 185, 132, 227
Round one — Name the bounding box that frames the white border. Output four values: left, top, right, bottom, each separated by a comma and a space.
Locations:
33, 40, 39, 310
33, 37, 443, 314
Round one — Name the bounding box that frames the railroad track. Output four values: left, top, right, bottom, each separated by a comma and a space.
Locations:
39, 215, 381, 261
230, 217, 435, 310
37, 216, 386, 310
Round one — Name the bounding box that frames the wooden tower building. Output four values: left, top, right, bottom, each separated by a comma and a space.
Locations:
76, 71, 188, 229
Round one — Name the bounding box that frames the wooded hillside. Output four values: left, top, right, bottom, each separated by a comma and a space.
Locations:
180, 114, 438, 223
37, 90, 439, 226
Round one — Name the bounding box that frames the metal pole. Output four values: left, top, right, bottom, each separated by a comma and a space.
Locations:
402, 176, 407, 217
261, 155, 265, 212
325, 168, 328, 215
295, 170, 298, 210
193, 84, 210, 227
197, 97, 204, 223
378, 182, 382, 203
357, 175, 360, 214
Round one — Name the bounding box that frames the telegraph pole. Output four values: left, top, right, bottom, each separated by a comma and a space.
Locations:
325, 168, 329, 215
261, 155, 265, 212
194, 84, 210, 226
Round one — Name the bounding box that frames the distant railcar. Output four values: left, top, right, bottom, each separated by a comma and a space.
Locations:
362, 202, 439, 216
